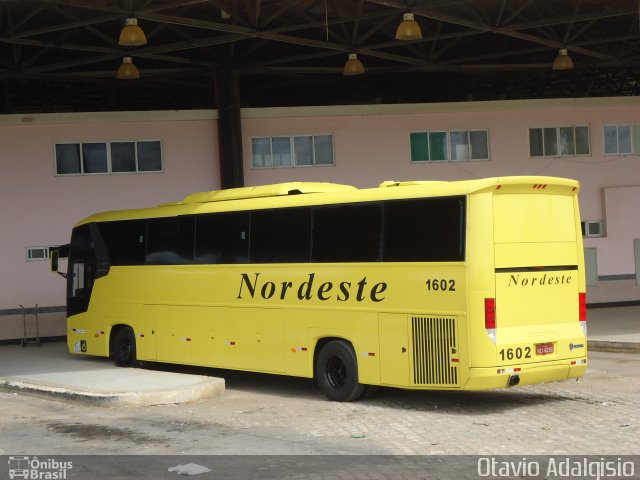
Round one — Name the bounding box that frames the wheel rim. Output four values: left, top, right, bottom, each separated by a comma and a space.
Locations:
325, 355, 347, 389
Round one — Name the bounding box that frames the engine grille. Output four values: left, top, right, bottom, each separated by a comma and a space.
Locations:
411, 316, 459, 386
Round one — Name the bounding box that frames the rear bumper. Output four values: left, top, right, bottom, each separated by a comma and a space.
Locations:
463, 357, 587, 390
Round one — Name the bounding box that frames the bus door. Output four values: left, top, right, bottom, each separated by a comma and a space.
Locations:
67, 224, 95, 316
67, 224, 108, 317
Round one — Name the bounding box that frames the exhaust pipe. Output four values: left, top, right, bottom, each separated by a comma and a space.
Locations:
508, 374, 520, 387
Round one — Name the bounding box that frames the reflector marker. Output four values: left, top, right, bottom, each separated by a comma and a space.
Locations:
291, 347, 308, 352
497, 367, 521, 374
362, 352, 376, 357
225, 341, 236, 346
571, 359, 587, 365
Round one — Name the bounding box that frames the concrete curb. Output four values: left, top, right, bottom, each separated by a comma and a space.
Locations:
0, 377, 225, 407
587, 340, 640, 354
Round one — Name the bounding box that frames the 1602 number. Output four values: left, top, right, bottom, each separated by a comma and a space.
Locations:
425, 279, 456, 291
499, 347, 532, 361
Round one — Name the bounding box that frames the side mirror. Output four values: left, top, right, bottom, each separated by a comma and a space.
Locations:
50, 245, 69, 278
50, 249, 59, 272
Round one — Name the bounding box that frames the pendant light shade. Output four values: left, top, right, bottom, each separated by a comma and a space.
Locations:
117, 56, 140, 79
395, 12, 422, 41
118, 18, 147, 46
552, 48, 574, 70
343, 53, 365, 76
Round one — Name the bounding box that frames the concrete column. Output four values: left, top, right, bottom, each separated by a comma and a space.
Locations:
215, 68, 244, 189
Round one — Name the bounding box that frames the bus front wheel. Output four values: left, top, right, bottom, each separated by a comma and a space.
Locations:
112, 327, 138, 367
315, 340, 364, 402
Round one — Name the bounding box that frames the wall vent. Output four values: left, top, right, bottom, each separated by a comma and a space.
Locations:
581, 220, 603, 237
26, 246, 53, 262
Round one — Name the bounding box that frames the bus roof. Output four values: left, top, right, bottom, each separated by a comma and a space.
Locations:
75, 176, 579, 226
174, 182, 357, 205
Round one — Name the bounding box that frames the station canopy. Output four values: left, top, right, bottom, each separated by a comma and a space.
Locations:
1, 0, 639, 113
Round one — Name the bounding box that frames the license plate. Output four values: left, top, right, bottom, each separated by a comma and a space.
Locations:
536, 343, 554, 355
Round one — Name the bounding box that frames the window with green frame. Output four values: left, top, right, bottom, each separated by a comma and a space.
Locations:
410, 130, 489, 162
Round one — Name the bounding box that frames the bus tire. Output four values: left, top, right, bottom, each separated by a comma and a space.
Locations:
315, 340, 364, 402
112, 327, 138, 367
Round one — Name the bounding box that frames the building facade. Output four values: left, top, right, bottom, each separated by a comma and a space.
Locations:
1, 97, 638, 340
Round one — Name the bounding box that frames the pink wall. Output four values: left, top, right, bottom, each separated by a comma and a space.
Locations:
1, 98, 638, 323
242, 98, 640, 301
600, 186, 640, 275
0, 112, 220, 310
242, 100, 640, 222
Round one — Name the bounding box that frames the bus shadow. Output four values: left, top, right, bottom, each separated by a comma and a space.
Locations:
141, 361, 323, 400
361, 387, 577, 415
141, 361, 573, 412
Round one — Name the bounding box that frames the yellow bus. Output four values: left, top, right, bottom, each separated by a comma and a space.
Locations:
52, 176, 587, 401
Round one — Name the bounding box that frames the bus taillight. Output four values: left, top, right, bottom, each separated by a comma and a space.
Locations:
579, 292, 587, 335
485, 298, 496, 343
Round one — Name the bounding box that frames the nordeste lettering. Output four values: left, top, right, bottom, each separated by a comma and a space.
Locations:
237, 272, 387, 302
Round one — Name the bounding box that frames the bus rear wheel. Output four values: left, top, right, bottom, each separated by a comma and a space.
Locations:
315, 340, 364, 402
112, 327, 138, 367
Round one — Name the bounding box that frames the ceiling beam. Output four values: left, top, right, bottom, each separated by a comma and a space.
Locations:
367, 0, 631, 61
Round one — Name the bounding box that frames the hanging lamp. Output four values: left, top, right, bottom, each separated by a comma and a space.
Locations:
552, 48, 574, 70
116, 56, 140, 79
118, 18, 147, 46
395, 12, 422, 41
343, 53, 365, 76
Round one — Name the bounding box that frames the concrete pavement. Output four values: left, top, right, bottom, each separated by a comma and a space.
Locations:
0, 343, 224, 406
0, 306, 637, 406
586, 305, 640, 353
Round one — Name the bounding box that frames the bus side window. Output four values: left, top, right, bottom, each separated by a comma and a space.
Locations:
383, 197, 465, 262
250, 208, 311, 263
195, 212, 250, 264
312, 203, 382, 262
98, 220, 146, 265
146, 217, 195, 265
